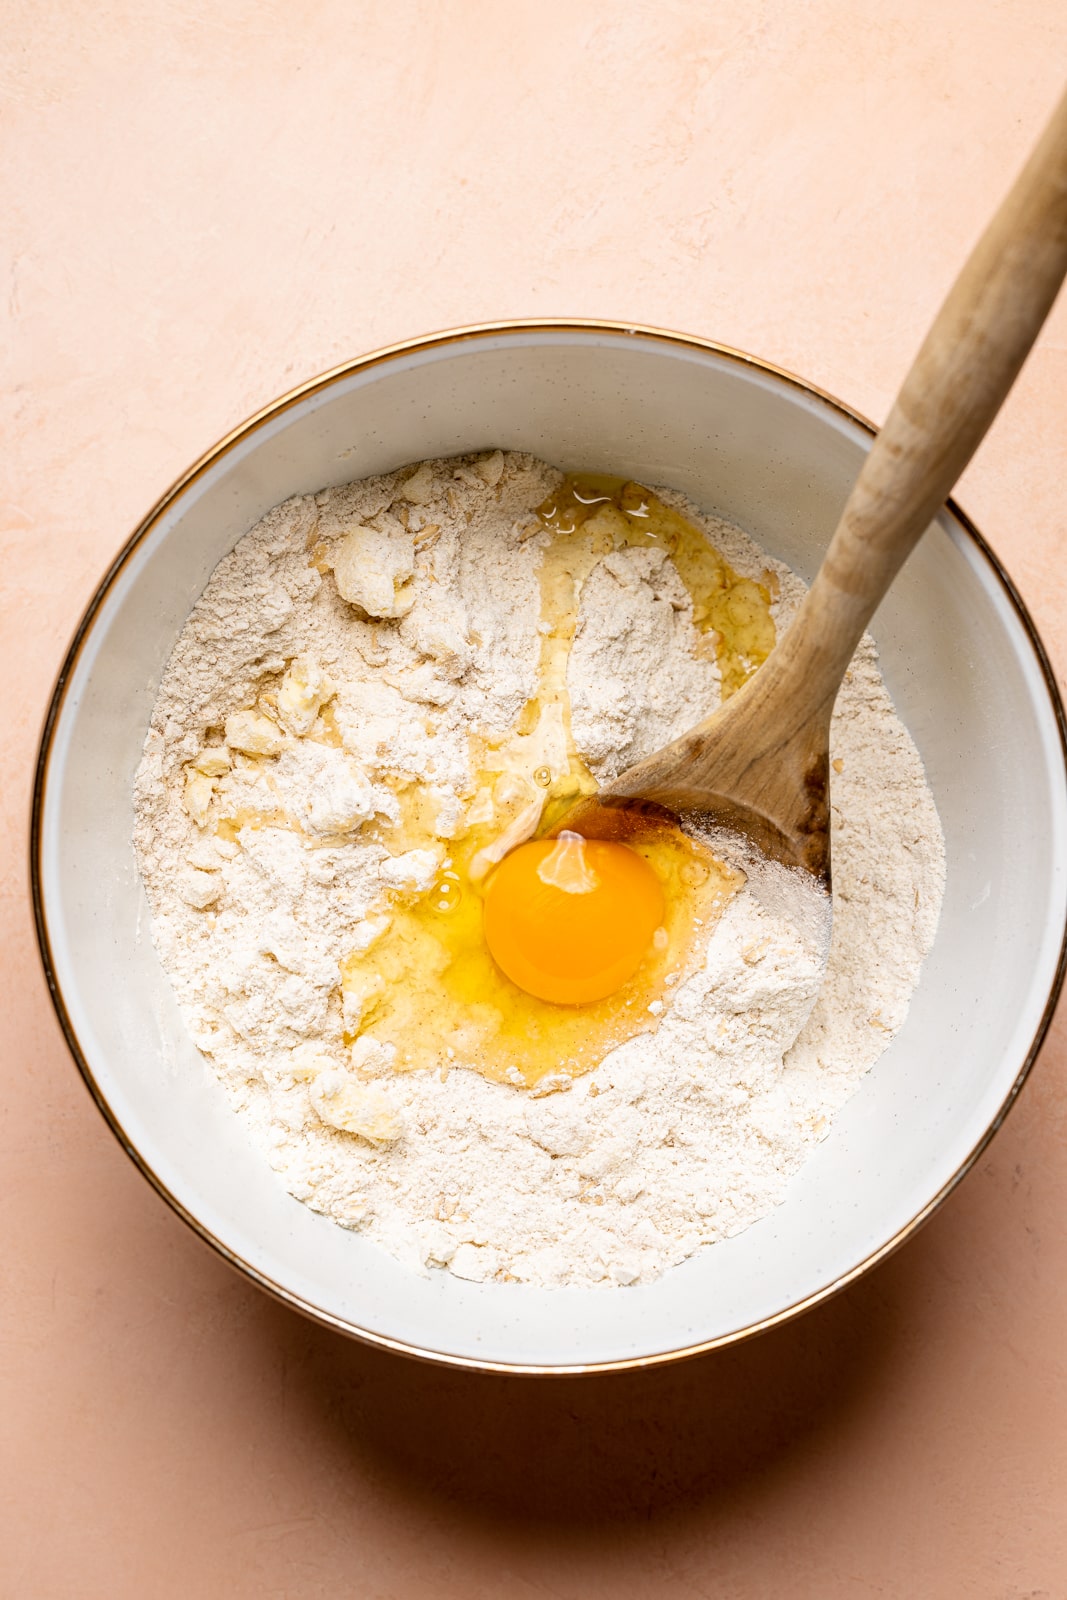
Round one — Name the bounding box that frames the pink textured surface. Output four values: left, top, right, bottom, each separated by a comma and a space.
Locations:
4, 4, 1067, 1594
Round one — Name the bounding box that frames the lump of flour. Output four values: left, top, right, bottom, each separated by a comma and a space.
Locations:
568, 544, 720, 780
133, 451, 945, 1289
331, 516, 416, 619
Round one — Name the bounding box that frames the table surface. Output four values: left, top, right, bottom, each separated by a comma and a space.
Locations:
5, 4, 1067, 1595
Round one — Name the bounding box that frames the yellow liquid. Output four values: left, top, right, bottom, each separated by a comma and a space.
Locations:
537, 475, 777, 698
215, 806, 293, 845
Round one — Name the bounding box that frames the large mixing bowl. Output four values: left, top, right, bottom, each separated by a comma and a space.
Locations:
32, 322, 1067, 1373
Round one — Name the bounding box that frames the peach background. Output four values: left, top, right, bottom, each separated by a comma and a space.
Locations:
4, 3, 1067, 1594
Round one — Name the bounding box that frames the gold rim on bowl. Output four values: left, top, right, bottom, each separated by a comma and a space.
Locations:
29, 319, 1067, 1375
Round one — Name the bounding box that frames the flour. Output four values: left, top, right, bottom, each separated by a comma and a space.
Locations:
133, 452, 945, 1288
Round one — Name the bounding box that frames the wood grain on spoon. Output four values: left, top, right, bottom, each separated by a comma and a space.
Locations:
558, 85, 1067, 883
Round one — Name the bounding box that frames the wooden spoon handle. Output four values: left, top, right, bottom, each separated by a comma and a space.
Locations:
780, 84, 1067, 711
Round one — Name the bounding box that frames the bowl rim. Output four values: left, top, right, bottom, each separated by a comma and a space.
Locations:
29, 318, 1067, 1375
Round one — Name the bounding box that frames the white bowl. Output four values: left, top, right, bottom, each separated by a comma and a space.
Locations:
32, 322, 1067, 1373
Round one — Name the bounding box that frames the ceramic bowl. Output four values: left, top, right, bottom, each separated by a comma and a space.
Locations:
32, 322, 1067, 1373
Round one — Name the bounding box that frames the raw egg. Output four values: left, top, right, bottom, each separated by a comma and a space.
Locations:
483, 832, 666, 1004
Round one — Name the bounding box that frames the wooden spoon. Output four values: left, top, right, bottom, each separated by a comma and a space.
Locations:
558, 86, 1067, 883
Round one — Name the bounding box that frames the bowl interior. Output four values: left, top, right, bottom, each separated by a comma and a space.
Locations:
36, 327, 1067, 1371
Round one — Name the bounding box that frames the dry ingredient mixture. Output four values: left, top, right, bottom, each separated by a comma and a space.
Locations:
133, 451, 945, 1288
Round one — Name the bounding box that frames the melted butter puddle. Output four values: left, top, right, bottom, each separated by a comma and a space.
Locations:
333, 473, 771, 1089
539, 475, 777, 698
215, 807, 291, 844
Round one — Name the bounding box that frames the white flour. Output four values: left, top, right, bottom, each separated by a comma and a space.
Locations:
133, 452, 945, 1288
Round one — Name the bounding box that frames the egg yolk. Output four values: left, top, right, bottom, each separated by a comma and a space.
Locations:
482, 832, 666, 1004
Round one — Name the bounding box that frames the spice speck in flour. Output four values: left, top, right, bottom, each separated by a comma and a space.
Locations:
133, 452, 945, 1288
